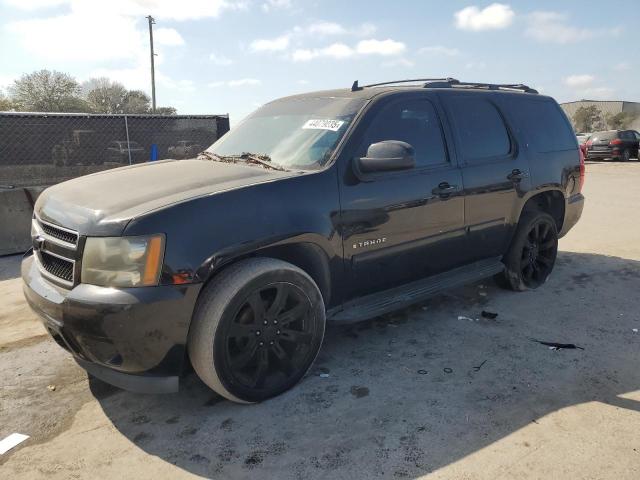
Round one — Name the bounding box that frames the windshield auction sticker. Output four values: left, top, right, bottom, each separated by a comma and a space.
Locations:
302, 119, 345, 132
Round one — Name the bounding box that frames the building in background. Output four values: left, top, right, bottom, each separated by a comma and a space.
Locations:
560, 100, 640, 132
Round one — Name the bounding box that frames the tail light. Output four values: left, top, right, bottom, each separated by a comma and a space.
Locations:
578, 147, 585, 192
610, 138, 623, 145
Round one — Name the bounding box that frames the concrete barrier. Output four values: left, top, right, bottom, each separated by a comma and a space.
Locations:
0, 187, 46, 256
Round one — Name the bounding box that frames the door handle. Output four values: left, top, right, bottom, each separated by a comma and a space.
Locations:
507, 169, 528, 182
432, 182, 458, 197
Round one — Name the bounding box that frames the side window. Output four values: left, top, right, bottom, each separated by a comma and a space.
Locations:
446, 96, 511, 162
509, 98, 576, 153
359, 98, 448, 168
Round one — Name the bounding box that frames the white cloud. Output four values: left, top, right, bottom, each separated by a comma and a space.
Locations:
465, 61, 487, 70
356, 39, 406, 56
154, 28, 185, 46
228, 78, 261, 87
525, 11, 620, 44
250, 35, 290, 52
577, 87, 615, 100
562, 74, 614, 100
381, 58, 415, 68
307, 22, 347, 35
3, 0, 67, 9
418, 45, 460, 56
303, 21, 376, 37
0, 75, 15, 91
209, 53, 233, 66
208, 78, 261, 87
454, 3, 514, 31
6, 0, 241, 20
8, 10, 143, 62
564, 74, 595, 88
261, 0, 291, 12
292, 43, 355, 61
291, 38, 405, 62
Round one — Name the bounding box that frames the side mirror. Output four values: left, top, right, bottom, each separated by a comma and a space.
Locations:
355, 140, 415, 174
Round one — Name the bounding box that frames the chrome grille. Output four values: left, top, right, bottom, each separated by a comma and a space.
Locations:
40, 222, 78, 246
32, 217, 79, 287
37, 218, 78, 248
39, 251, 74, 283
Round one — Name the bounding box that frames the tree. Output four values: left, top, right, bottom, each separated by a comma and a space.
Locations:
0, 92, 13, 111
155, 106, 177, 115
121, 89, 151, 114
83, 77, 128, 114
606, 111, 635, 130
572, 105, 603, 133
9, 69, 89, 112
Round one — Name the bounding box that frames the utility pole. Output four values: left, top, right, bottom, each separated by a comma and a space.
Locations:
146, 15, 156, 113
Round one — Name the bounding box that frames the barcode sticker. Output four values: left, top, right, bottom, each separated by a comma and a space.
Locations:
302, 119, 345, 132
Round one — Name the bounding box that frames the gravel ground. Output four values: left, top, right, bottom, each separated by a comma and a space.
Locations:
1, 161, 639, 479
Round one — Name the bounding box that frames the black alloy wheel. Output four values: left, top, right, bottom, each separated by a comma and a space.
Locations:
497, 211, 558, 291
188, 258, 325, 403
222, 282, 314, 392
518, 218, 557, 287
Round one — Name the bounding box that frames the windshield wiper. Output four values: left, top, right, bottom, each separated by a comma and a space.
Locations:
197, 150, 224, 162
198, 150, 286, 171
237, 153, 286, 171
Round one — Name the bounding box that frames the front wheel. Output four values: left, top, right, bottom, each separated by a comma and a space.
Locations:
188, 258, 325, 403
497, 211, 558, 291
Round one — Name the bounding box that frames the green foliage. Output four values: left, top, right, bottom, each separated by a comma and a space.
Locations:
83, 78, 129, 114
606, 111, 635, 130
155, 106, 177, 115
0, 92, 13, 111
9, 70, 90, 112
572, 105, 603, 133
121, 90, 151, 114
7, 70, 177, 114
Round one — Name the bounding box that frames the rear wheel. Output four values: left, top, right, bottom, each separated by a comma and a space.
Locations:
188, 258, 325, 403
621, 148, 631, 162
497, 211, 558, 291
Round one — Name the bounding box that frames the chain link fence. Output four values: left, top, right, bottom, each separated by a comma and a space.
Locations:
0, 112, 230, 188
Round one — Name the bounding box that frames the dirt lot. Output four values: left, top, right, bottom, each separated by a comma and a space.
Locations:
1, 161, 639, 479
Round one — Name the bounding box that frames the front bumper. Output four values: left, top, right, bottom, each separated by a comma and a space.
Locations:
559, 193, 585, 238
22, 253, 202, 393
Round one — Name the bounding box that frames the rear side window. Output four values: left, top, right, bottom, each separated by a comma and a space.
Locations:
446, 96, 511, 162
512, 99, 576, 153
359, 97, 448, 168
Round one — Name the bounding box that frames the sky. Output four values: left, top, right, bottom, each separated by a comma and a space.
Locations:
0, 0, 638, 122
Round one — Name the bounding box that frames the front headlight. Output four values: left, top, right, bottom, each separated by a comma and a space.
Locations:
81, 234, 165, 288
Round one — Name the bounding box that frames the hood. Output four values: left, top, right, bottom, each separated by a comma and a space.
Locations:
35, 159, 295, 236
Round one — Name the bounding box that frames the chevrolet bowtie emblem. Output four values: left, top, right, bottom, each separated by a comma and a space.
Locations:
33, 235, 45, 251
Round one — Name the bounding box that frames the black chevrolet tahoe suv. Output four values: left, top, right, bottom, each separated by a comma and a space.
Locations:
22, 78, 585, 403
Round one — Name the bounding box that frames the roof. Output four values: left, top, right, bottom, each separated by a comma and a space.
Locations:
276, 78, 545, 104
0, 112, 229, 119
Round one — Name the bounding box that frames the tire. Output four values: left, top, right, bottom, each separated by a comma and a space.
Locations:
188, 258, 326, 403
496, 211, 558, 291
621, 148, 631, 162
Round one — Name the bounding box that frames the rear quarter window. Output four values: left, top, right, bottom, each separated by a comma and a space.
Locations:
509, 98, 576, 153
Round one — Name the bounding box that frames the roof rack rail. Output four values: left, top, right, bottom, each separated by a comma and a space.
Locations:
427, 79, 538, 94
352, 78, 459, 91
350, 78, 538, 94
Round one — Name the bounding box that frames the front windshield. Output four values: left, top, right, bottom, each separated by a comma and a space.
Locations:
207, 96, 366, 170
